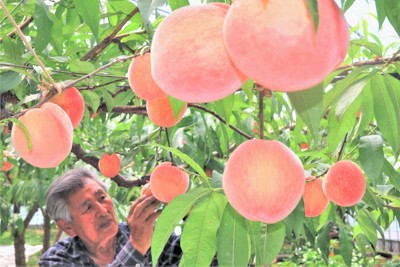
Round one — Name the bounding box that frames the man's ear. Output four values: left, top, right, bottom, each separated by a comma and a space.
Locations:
56, 220, 77, 237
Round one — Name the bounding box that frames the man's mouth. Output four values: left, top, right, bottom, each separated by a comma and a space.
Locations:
99, 218, 113, 229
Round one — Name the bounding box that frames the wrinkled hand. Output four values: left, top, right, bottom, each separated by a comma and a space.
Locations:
127, 195, 161, 255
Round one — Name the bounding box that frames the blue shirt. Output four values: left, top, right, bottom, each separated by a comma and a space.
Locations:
39, 222, 183, 267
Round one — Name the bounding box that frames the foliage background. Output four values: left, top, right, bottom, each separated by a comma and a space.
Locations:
0, 0, 400, 266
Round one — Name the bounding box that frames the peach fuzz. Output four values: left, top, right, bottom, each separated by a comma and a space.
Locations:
150, 162, 189, 203
49, 87, 85, 128
223, 140, 305, 224
127, 53, 167, 101
151, 3, 246, 103
303, 176, 330, 217
98, 153, 121, 178
146, 97, 187, 128
322, 160, 366, 207
223, 0, 349, 92
11, 103, 73, 168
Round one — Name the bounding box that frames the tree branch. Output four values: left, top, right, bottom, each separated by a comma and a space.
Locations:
0, 16, 33, 43
23, 202, 39, 230
189, 104, 254, 140
71, 143, 148, 188
80, 7, 140, 61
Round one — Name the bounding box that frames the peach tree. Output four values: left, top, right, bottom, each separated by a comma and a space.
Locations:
1, 0, 400, 266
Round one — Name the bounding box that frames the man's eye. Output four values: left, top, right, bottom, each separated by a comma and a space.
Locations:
100, 195, 106, 201
85, 205, 91, 212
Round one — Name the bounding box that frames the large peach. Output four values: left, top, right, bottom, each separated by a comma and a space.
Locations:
322, 160, 366, 207
223, 0, 349, 91
151, 3, 245, 103
146, 97, 187, 128
127, 53, 167, 101
223, 140, 305, 224
98, 153, 121, 178
303, 176, 330, 217
150, 162, 189, 203
49, 87, 85, 128
11, 103, 73, 168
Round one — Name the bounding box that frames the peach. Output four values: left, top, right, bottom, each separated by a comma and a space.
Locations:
146, 97, 187, 128
98, 153, 121, 178
150, 162, 189, 203
151, 3, 245, 103
223, 140, 305, 224
127, 53, 167, 101
223, 0, 349, 91
322, 160, 366, 207
303, 176, 330, 217
11, 103, 73, 168
49, 87, 85, 128
1, 161, 13, 171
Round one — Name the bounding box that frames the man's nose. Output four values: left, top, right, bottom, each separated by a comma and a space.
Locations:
95, 202, 108, 216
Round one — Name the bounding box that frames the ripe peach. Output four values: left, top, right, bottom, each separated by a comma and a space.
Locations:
146, 97, 187, 128
223, 140, 305, 224
151, 3, 246, 103
150, 162, 189, 203
127, 53, 167, 101
322, 160, 366, 207
98, 153, 121, 178
11, 103, 73, 168
1, 161, 13, 171
49, 87, 85, 128
303, 176, 330, 217
140, 183, 153, 197
223, 0, 349, 91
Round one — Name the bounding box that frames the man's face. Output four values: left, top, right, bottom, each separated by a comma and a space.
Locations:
66, 178, 118, 246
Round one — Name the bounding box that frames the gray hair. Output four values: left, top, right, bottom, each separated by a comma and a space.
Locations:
46, 168, 107, 222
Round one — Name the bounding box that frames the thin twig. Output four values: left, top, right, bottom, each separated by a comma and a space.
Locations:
258, 91, 265, 140
164, 128, 175, 164
0, 0, 56, 88
189, 103, 253, 140
0, 16, 33, 43
80, 7, 140, 61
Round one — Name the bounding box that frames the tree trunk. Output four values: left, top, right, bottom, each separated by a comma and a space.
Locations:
13, 204, 26, 267
12, 202, 39, 267
42, 209, 51, 253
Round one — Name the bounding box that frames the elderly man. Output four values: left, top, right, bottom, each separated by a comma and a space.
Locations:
39, 167, 183, 266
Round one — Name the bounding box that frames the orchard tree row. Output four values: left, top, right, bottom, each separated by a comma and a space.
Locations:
1, 0, 400, 266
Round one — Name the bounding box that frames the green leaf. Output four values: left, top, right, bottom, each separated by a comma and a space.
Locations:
375, 0, 387, 29
212, 94, 235, 123
168, 0, 190, 11
288, 83, 323, 142
81, 90, 101, 113
342, 0, 356, 13
284, 199, 305, 238
152, 188, 213, 266
151, 144, 211, 187
167, 95, 186, 120
69, 60, 96, 74
0, 71, 25, 94
357, 208, 381, 247
257, 222, 286, 266
351, 39, 383, 57
305, 0, 319, 33
335, 76, 368, 119
358, 135, 384, 186
385, 75, 400, 135
217, 204, 250, 266
35, 0, 53, 52
317, 223, 330, 263
370, 74, 400, 155
181, 192, 228, 267
73, 0, 100, 41
383, 0, 400, 36
339, 227, 353, 266
383, 158, 400, 190
8, 118, 32, 151
241, 79, 254, 100
327, 95, 360, 153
